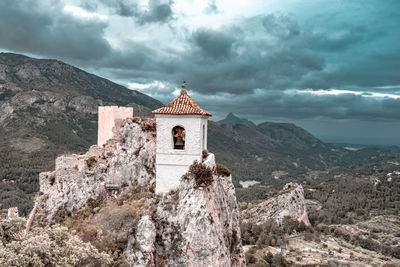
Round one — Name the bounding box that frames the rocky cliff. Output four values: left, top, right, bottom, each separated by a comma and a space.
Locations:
37, 117, 156, 222
33, 118, 244, 266
241, 182, 310, 226
0, 52, 163, 215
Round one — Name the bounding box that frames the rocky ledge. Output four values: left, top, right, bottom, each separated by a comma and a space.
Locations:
33, 117, 245, 267
241, 182, 310, 227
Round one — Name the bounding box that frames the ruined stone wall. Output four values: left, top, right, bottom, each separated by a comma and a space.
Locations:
97, 106, 133, 147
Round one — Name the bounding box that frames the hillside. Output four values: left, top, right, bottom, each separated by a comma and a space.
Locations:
1, 53, 399, 266
208, 121, 347, 187
0, 52, 162, 214
0, 118, 244, 266
238, 179, 400, 266
210, 120, 400, 191
0, 52, 342, 214
1, 52, 398, 217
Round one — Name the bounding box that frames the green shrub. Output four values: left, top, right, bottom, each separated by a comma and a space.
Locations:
263, 252, 274, 264
272, 254, 289, 266
216, 163, 230, 177
49, 175, 55, 186
245, 252, 256, 264
304, 231, 313, 241
230, 229, 240, 253
187, 161, 213, 188
86, 156, 97, 168
247, 247, 257, 254
0, 224, 112, 266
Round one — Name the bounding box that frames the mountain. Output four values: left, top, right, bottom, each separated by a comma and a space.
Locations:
217, 112, 255, 127
1, 53, 399, 265
0, 52, 342, 214
0, 53, 161, 109
208, 121, 349, 188
1, 52, 397, 215
23, 118, 243, 266
0, 52, 162, 214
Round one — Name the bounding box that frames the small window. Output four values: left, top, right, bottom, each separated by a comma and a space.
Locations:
172, 126, 185, 150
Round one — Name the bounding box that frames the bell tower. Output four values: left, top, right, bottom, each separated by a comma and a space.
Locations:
152, 82, 212, 194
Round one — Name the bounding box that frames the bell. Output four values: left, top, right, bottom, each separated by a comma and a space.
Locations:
175, 137, 184, 146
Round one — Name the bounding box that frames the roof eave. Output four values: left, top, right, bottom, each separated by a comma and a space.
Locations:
153, 112, 212, 116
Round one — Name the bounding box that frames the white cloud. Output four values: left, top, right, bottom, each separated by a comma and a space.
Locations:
294, 89, 363, 96
63, 5, 108, 22
364, 92, 400, 99
292, 89, 400, 99
374, 85, 400, 89
127, 80, 167, 90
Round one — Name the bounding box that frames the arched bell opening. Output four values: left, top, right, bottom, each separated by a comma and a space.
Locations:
172, 126, 185, 150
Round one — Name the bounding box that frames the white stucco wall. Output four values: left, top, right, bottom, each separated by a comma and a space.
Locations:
155, 114, 209, 194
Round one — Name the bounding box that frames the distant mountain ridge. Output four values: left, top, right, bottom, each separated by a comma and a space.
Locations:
1, 52, 396, 215
217, 112, 255, 127
208, 120, 348, 187
0, 53, 162, 109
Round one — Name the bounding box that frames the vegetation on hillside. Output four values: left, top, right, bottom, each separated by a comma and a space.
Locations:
0, 218, 111, 266
0, 53, 162, 214
239, 155, 400, 264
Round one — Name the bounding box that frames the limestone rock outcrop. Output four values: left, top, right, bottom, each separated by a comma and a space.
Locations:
153, 173, 244, 267
241, 182, 310, 226
38, 118, 156, 222
35, 117, 244, 267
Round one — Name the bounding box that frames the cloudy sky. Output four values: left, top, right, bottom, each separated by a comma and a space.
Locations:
1, 0, 400, 146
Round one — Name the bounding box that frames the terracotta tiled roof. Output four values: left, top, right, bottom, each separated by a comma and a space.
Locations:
152, 83, 212, 116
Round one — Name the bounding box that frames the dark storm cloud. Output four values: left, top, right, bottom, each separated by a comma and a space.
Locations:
0, 0, 399, 144
0, 0, 111, 60
317, 48, 400, 89
170, 21, 326, 95
308, 25, 368, 52
111, 1, 137, 17
138, 0, 173, 24
95, 0, 173, 23
192, 28, 236, 59
77, 5, 399, 127
262, 14, 300, 39
203, 90, 400, 123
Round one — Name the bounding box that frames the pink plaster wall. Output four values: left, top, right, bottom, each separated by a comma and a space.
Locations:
97, 106, 133, 146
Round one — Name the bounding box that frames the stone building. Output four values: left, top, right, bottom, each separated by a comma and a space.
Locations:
152, 82, 212, 194
95, 82, 213, 194
7, 206, 19, 219
97, 106, 133, 147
